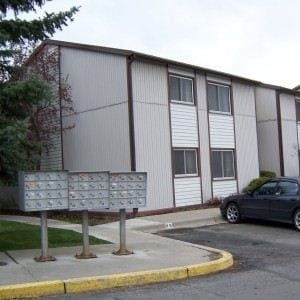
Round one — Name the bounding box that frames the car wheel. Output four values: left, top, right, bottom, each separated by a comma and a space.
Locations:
226, 203, 240, 224
294, 209, 300, 231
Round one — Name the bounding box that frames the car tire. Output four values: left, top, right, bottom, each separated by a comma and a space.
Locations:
226, 203, 240, 224
293, 209, 300, 231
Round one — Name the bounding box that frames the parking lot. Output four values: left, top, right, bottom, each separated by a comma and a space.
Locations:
44, 220, 300, 300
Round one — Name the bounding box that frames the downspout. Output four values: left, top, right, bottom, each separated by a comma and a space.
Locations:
276, 90, 284, 176
58, 45, 64, 170
126, 54, 136, 171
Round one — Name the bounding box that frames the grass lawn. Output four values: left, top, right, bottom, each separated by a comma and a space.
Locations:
0, 220, 110, 252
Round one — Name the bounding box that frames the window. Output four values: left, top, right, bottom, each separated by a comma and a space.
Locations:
170, 75, 194, 103
254, 181, 278, 196
208, 83, 231, 113
174, 149, 198, 176
211, 150, 235, 179
277, 181, 299, 196
296, 100, 300, 121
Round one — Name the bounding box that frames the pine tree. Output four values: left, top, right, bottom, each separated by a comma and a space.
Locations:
0, 1, 79, 185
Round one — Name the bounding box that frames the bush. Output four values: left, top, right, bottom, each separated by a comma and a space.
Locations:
260, 170, 276, 178
242, 177, 269, 193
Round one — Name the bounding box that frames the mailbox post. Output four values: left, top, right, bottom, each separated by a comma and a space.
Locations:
110, 172, 147, 255
18, 171, 68, 262
68, 171, 110, 259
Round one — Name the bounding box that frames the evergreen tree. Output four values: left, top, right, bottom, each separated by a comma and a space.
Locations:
0, 1, 79, 185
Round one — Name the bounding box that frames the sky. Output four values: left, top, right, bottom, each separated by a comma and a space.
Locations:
21, 0, 300, 88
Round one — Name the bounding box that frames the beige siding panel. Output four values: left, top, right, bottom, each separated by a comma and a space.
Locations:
235, 116, 259, 191
60, 47, 128, 112
174, 177, 201, 207
62, 103, 131, 172
255, 87, 277, 121
133, 102, 174, 211
168, 65, 195, 78
196, 73, 207, 111
209, 114, 235, 148
256, 121, 281, 175
232, 82, 256, 117
196, 73, 212, 202
131, 61, 169, 105
280, 94, 296, 120
170, 104, 198, 147
281, 120, 299, 176
213, 180, 237, 198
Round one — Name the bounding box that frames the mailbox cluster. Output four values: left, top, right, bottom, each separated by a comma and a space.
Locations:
18, 171, 147, 212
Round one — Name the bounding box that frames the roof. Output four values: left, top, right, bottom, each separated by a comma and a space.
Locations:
29, 39, 300, 96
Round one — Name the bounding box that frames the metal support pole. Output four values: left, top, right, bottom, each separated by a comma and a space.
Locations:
113, 209, 133, 255
35, 211, 56, 262
75, 210, 97, 259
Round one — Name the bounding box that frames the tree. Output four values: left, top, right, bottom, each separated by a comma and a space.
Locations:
0, 1, 79, 185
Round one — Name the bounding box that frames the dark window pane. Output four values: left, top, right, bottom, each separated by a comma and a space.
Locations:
170, 76, 180, 101
212, 151, 222, 178
257, 182, 278, 196
277, 181, 299, 196
180, 78, 193, 102
208, 84, 218, 111
174, 150, 185, 175
223, 151, 234, 177
185, 150, 197, 174
218, 86, 230, 112
296, 102, 300, 121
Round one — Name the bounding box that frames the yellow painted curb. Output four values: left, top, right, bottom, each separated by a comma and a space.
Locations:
64, 266, 188, 293
0, 280, 64, 300
187, 250, 233, 277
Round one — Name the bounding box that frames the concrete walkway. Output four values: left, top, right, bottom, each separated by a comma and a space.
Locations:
0, 208, 231, 299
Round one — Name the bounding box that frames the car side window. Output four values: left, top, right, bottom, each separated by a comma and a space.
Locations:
254, 181, 278, 196
277, 181, 299, 196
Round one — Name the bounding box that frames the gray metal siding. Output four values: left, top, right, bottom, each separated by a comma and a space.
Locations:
196, 73, 212, 202
131, 61, 174, 210
255, 87, 281, 175
60, 47, 131, 173
280, 94, 299, 176
232, 82, 259, 191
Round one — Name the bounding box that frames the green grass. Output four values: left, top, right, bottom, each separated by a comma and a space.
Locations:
0, 220, 110, 251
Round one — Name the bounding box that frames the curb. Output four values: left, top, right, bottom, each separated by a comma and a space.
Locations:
0, 250, 233, 299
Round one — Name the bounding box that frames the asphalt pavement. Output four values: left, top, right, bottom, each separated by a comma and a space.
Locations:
0, 208, 231, 299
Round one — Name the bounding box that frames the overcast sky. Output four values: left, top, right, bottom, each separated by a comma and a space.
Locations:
28, 0, 300, 88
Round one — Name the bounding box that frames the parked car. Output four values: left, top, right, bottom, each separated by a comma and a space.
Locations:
220, 177, 300, 231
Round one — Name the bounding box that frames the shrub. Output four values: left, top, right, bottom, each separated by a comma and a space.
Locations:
242, 177, 269, 193
260, 170, 276, 178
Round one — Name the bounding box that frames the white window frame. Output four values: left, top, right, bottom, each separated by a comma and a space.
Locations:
169, 75, 194, 105
173, 148, 198, 177
207, 82, 231, 115
211, 149, 235, 180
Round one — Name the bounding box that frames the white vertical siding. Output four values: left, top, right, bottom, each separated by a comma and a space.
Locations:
209, 114, 235, 148
297, 123, 300, 150
60, 47, 131, 173
232, 82, 259, 191
174, 177, 201, 207
280, 94, 299, 176
170, 104, 198, 147
255, 87, 281, 176
62, 103, 131, 172
196, 73, 212, 202
131, 61, 174, 210
213, 180, 237, 198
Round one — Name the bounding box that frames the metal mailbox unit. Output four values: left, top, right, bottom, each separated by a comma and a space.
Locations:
19, 171, 68, 212
18, 171, 69, 262
68, 171, 110, 259
109, 172, 147, 255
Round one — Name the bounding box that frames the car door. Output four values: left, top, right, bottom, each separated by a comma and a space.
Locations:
241, 180, 278, 219
269, 180, 300, 222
